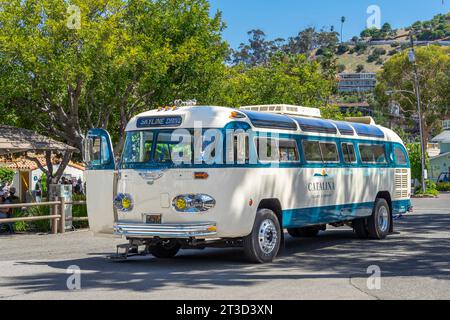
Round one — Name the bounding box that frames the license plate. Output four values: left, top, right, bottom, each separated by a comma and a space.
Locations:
145, 214, 162, 224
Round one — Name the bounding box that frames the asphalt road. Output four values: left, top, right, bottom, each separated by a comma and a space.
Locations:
0, 194, 449, 300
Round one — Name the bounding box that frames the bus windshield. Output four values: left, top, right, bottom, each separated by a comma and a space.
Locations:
121, 130, 193, 165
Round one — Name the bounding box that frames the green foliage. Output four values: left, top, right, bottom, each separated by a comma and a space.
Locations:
411, 13, 450, 41
376, 45, 450, 142
0, 168, 15, 184
319, 105, 344, 120
336, 44, 349, 55
406, 143, 430, 182
437, 182, 450, 192
0, 0, 228, 152
360, 23, 397, 40
355, 64, 365, 73
215, 53, 336, 108
353, 42, 368, 54
415, 180, 439, 197
72, 194, 88, 229
367, 48, 386, 63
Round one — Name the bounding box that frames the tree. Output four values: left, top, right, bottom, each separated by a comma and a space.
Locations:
376, 45, 450, 143
0, 0, 228, 157
406, 143, 430, 182
214, 53, 336, 108
356, 64, 365, 73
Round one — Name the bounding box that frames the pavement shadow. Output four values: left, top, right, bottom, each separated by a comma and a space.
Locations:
2, 213, 449, 294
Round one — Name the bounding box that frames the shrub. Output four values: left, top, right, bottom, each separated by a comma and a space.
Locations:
72, 194, 88, 229
415, 180, 439, 197
336, 44, 349, 55
0, 168, 15, 184
354, 42, 368, 54
355, 64, 365, 73
437, 182, 450, 192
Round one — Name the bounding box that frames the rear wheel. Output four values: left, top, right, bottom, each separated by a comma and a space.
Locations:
243, 209, 282, 264
149, 240, 181, 259
367, 199, 391, 240
287, 227, 320, 238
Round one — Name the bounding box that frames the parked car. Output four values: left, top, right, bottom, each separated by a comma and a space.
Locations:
437, 172, 450, 184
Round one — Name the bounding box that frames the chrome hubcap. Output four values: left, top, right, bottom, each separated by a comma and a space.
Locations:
378, 206, 389, 233
258, 219, 278, 255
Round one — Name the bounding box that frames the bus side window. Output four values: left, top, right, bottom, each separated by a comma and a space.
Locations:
302, 140, 322, 162
359, 144, 387, 164
233, 135, 249, 164
342, 142, 357, 164
319, 142, 339, 163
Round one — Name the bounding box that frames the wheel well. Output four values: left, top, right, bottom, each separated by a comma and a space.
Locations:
376, 191, 392, 213
258, 199, 283, 226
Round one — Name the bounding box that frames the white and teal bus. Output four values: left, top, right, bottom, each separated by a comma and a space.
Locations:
84, 104, 412, 263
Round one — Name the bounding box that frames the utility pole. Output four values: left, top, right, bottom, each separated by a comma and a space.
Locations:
408, 32, 427, 193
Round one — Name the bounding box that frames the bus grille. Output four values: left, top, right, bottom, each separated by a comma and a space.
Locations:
394, 169, 409, 199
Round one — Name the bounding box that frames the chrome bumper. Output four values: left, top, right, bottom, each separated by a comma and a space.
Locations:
113, 222, 217, 239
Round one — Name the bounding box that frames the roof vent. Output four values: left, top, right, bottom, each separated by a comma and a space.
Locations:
240, 105, 322, 118
345, 116, 376, 125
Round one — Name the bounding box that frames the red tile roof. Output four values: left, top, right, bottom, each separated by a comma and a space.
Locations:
0, 156, 85, 171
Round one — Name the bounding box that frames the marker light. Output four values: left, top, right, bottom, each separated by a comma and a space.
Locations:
114, 193, 134, 212
173, 194, 216, 213
194, 172, 209, 180
229, 111, 246, 119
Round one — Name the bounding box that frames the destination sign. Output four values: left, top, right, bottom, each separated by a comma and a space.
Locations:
136, 116, 183, 128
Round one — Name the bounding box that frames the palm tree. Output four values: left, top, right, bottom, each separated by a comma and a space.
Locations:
340, 16, 346, 43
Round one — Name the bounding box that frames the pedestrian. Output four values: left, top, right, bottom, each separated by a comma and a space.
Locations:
7, 187, 19, 204
76, 178, 83, 194
0, 191, 14, 234
35, 178, 42, 202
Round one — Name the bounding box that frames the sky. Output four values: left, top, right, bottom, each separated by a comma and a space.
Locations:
209, 0, 450, 48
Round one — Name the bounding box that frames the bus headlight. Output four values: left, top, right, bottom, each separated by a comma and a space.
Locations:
114, 193, 134, 212
173, 194, 216, 213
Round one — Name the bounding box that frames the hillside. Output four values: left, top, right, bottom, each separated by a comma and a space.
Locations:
336, 44, 393, 73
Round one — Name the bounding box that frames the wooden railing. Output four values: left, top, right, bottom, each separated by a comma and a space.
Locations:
0, 198, 87, 234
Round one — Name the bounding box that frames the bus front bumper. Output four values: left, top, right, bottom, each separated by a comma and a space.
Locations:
113, 222, 218, 239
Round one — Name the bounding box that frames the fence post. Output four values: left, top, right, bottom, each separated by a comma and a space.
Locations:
58, 197, 66, 234
51, 202, 58, 235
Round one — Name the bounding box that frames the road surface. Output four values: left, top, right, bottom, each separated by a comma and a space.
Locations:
0, 194, 449, 300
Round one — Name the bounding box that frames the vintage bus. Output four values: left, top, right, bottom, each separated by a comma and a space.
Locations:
83, 104, 412, 264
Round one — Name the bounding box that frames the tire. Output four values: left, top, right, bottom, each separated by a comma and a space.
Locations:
367, 198, 392, 240
243, 209, 282, 264
287, 227, 320, 238
149, 240, 181, 259
353, 218, 369, 239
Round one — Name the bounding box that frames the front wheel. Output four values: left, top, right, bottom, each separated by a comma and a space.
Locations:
243, 209, 282, 264
149, 240, 181, 259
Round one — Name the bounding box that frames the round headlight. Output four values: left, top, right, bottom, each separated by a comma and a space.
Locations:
114, 193, 134, 212
172, 194, 215, 213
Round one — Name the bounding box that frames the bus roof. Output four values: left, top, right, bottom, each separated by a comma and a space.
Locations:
126, 105, 404, 144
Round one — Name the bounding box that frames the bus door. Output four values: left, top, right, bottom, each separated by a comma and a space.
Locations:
83, 129, 117, 235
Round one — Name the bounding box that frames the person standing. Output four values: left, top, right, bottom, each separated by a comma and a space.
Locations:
35, 178, 42, 202
0, 191, 14, 234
